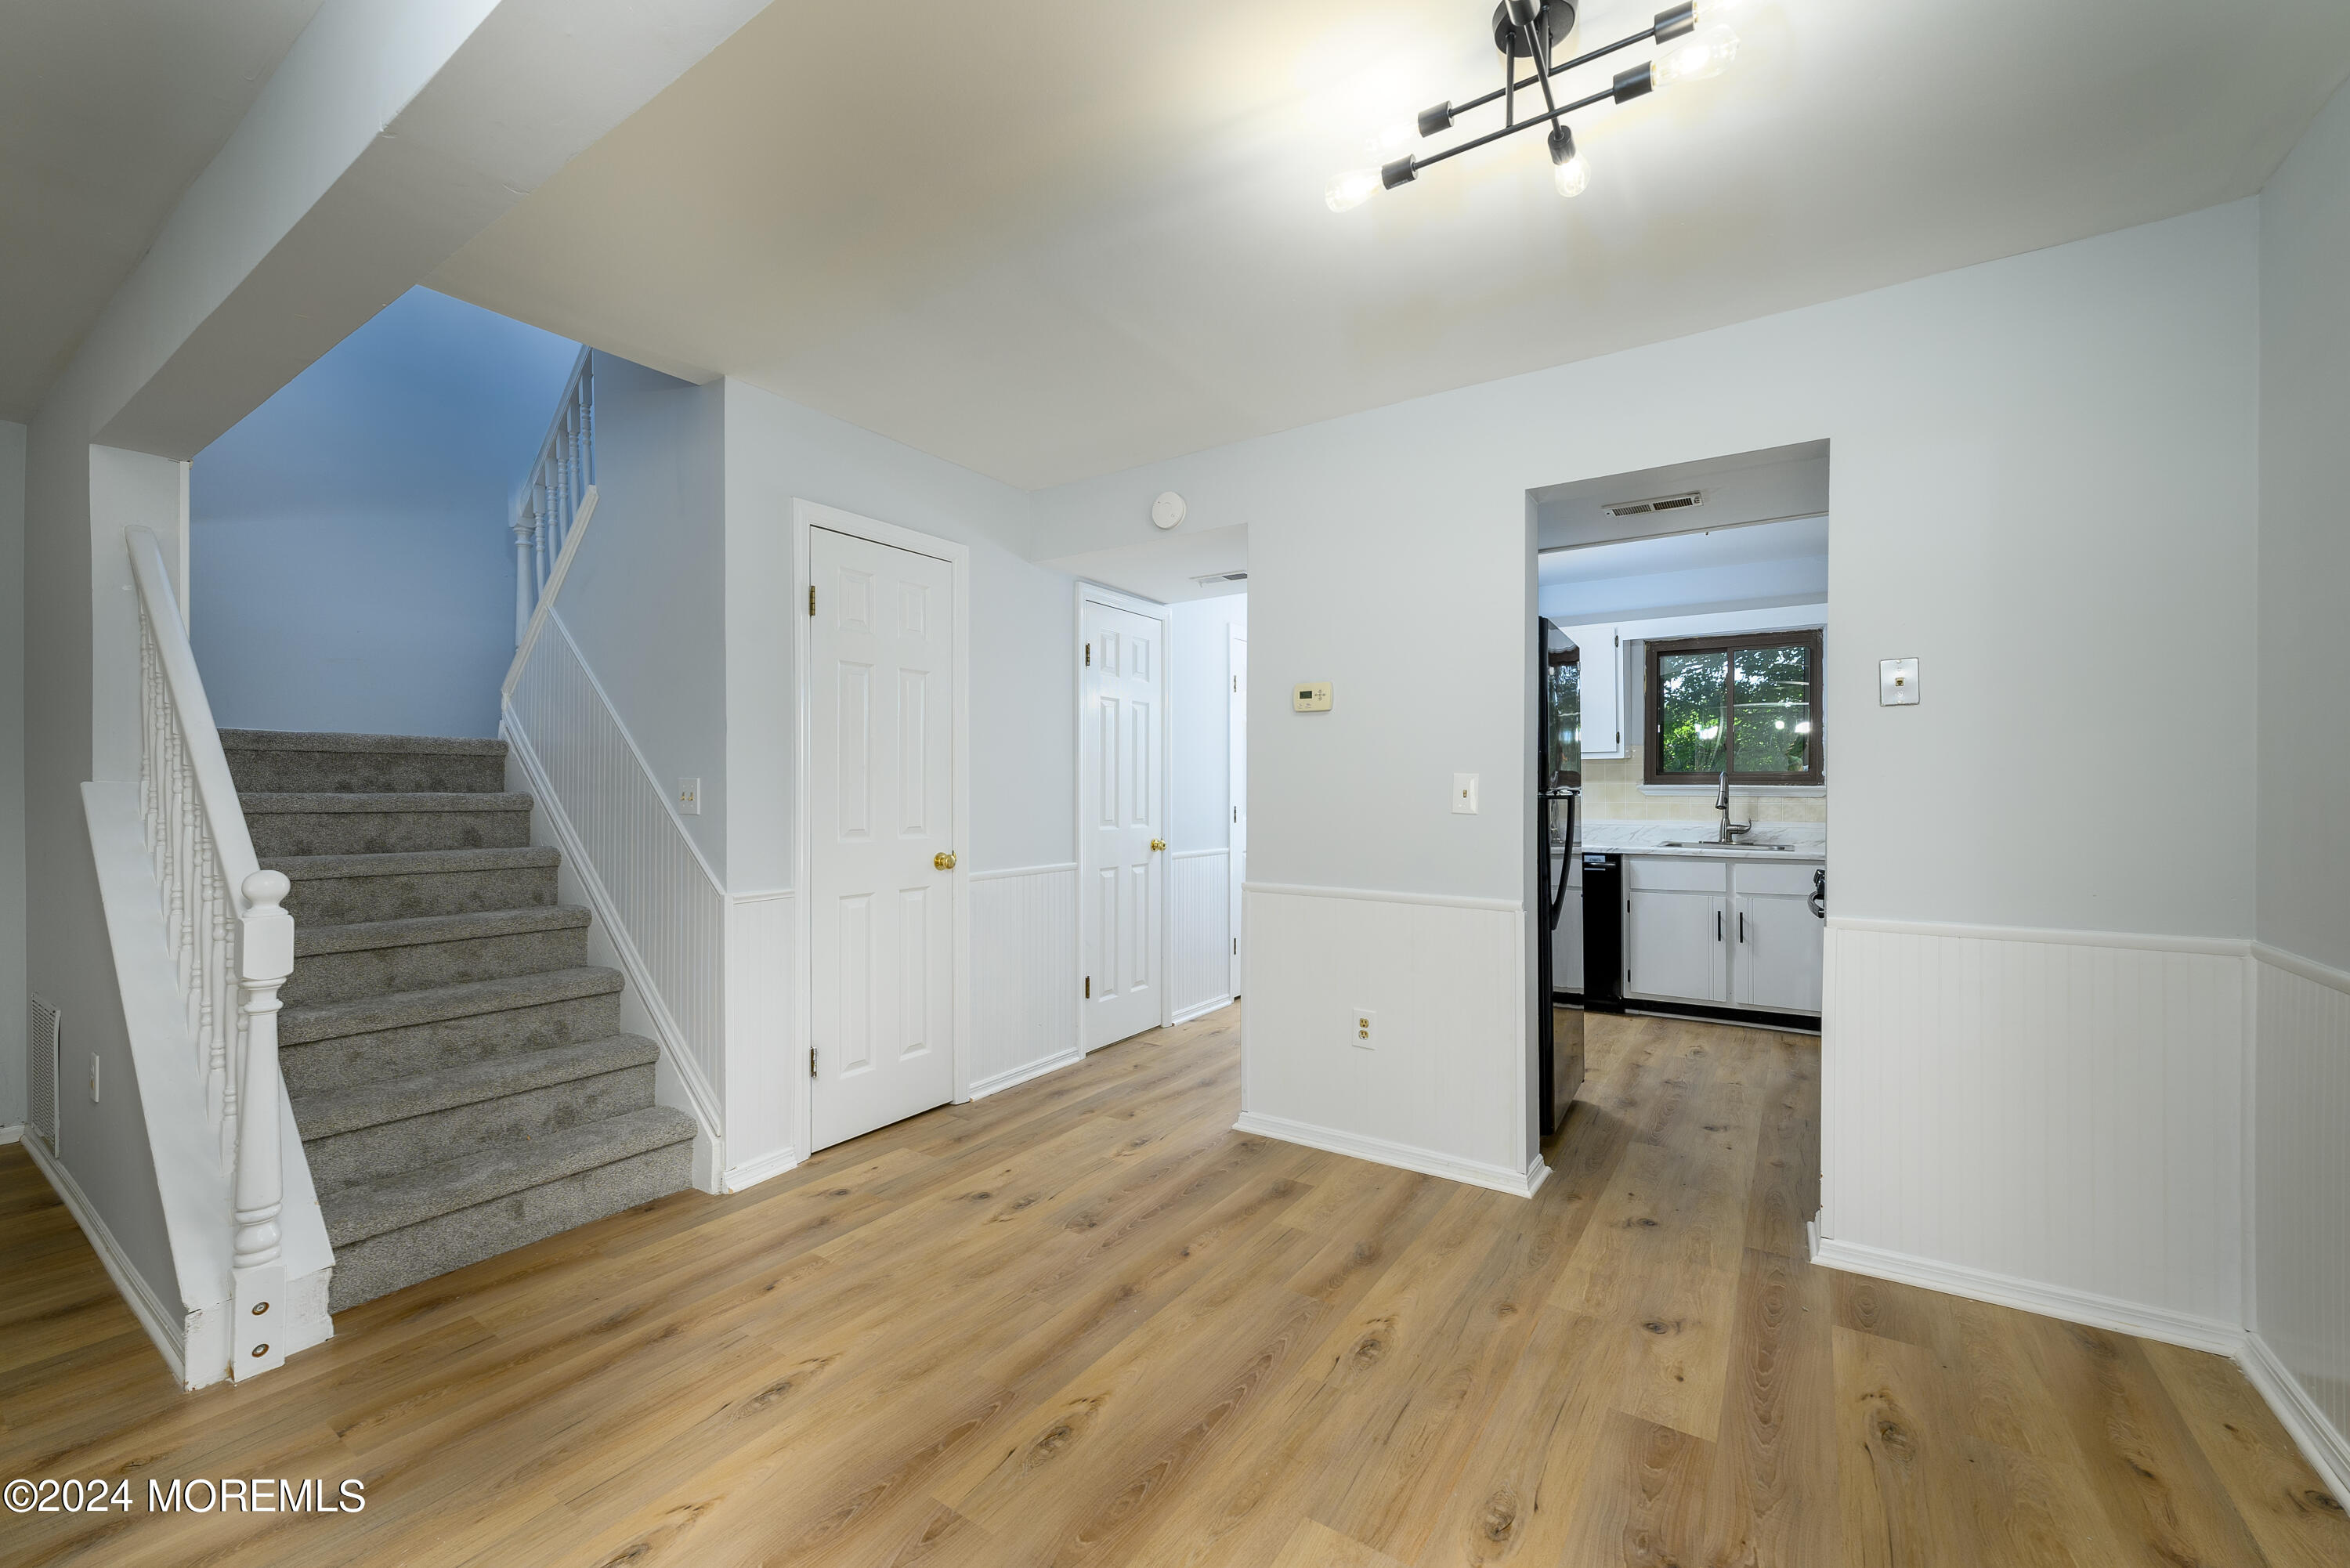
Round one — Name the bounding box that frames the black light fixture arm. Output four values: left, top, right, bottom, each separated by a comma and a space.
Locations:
1419, 2, 1690, 136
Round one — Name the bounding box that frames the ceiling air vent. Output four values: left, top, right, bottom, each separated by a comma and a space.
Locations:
1603, 490, 1704, 518
1191, 571, 1249, 586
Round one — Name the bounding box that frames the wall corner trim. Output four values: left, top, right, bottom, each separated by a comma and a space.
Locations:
2240, 1329, 2350, 1501
1233, 1110, 1546, 1197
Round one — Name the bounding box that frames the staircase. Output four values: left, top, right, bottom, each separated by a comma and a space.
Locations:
223, 728, 696, 1311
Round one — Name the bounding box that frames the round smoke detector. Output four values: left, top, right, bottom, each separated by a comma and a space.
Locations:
1151, 491, 1187, 530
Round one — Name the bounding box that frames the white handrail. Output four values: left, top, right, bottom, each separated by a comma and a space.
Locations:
126, 526, 295, 1380
513, 346, 595, 645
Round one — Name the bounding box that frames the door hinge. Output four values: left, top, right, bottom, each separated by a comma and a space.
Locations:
808, 585, 816, 616
1083, 976, 1090, 999
1231, 938, 1237, 955
1232, 676, 1238, 692
1232, 807, 1238, 823
1085, 642, 1092, 666
809, 1046, 817, 1078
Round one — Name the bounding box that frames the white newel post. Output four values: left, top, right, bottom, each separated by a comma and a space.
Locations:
230, 869, 294, 1379
512, 515, 537, 646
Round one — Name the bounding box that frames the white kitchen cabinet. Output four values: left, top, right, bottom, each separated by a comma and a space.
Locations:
1625, 858, 1728, 1004
1548, 849, 1583, 993
1730, 861, 1826, 1014
1561, 623, 1625, 759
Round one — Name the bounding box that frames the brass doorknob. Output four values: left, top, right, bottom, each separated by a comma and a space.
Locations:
1150, 839, 1167, 852
934, 851, 957, 870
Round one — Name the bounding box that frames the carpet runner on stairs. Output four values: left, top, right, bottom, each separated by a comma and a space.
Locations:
222, 728, 696, 1312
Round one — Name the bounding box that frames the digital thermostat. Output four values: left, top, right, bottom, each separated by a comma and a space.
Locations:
1292, 682, 1332, 712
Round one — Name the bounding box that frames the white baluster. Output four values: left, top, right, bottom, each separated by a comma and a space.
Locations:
231, 869, 294, 1379
581, 359, 595, 487
534, 480, 551, 597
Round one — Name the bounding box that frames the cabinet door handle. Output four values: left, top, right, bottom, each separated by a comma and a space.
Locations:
1716, 909, 1723, 942
1738, 909, 1745, 943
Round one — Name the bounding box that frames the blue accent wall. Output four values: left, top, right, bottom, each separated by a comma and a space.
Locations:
190, 287, 580, 739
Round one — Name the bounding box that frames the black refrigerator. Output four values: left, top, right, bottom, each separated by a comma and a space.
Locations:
1537, 618, 1586, 1137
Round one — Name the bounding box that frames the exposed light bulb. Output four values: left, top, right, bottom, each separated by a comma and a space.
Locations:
1372, 121, 1415, 157
1652, 23, 1739, 89
1548, 125, 1589, 198
1326, 168, 1379, 213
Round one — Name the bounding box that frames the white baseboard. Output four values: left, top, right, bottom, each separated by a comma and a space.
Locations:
1233, 1111, 1546, 1198
1170, 995, 1235, 1026
22, 1129, 186, 1387
2240, 1329, 2350, 1501
722, 1145, 803, 1194
1811, 1234, 2243, 1355
971, 1047, 1085, 1100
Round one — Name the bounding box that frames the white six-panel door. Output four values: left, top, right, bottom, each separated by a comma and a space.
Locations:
1081, 599, 1166, 1049
809, 526, 956, 1150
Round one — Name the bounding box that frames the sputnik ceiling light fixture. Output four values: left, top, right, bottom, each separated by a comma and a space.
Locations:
1327, 0, 1739, 211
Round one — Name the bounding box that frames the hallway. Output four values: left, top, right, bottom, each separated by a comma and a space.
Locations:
2, 1010, 2338, 1566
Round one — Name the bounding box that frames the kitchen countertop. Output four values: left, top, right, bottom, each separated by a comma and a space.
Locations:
1552, 819, 1827, 861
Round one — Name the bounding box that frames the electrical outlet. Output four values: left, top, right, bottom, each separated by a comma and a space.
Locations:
1452, 773, 1480, 814
1352, 1008, 1375, 1048
676, 777, 701, 815
89, 1053, 101, 1103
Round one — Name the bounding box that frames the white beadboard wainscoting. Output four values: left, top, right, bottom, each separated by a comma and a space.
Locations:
970, 864, 1080, 1097
2245, 945, 2350, 1495
723, 891, 798, 1190
1171, 848, 1235, 1024
1817, 917, 2247, 1350
1236, 883, 1537, 1196
505, 612, 731, 1188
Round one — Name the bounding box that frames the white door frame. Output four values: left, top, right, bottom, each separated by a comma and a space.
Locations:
1072, 580, 1176, 1054
1227, 623, 1246, 1000
793, 499, 975, 1158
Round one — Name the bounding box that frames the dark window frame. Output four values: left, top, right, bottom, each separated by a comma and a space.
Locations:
1643, 630, 1824, 786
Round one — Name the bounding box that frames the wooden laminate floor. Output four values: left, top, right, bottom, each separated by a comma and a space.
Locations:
2, 1007, 2342, 1567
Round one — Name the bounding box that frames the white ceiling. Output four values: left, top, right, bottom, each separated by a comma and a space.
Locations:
1538, 511, 1826, 621
0, 0, 324, 421
429, 0, 2350, 490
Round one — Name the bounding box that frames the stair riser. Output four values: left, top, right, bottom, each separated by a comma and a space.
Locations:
250, 810, 532, 858
306, 1065, 656, 1193
284, 926, 588, 1008
282, 864, 559, 927
226, 750, 507, 795
280, 992, 624, 1094
326, 1141, 690, 1311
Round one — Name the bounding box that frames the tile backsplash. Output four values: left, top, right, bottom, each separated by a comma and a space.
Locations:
1574, 750, 1828, 822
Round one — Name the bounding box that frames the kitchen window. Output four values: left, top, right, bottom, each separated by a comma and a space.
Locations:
1644, 630, 1823, 786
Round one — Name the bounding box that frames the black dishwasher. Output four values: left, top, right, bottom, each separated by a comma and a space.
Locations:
1582, 852, 1623, 1013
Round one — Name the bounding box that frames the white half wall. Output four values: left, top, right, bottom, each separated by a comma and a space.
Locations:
1817, 919, 2246, 1346
971, 865, 1079, 1097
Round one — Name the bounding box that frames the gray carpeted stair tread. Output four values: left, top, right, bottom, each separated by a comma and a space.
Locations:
292, 1034, 660, 1140
321, 1105, 696, 1248
281, 966, 624, 1045
266, 846, 561, 880
294, 904, 588, 957
222, 729, 508, 757
240, 790, 533, 814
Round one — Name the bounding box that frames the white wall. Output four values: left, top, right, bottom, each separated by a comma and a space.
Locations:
1031, 200, 2264, 1265
2251, 73, 2350, 1491
0, 419, 23, 1130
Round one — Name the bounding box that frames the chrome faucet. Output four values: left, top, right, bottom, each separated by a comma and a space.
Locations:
1714, 770, 1751, 844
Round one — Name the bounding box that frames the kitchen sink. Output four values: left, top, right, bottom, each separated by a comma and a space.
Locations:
1661, 840, 1799, 851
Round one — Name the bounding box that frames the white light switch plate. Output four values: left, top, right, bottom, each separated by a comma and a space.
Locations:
676, 777, 702, 815
1452, 773, 1480, 814
1879, 658, 1920, 706
1353, 1008, 1375, 1048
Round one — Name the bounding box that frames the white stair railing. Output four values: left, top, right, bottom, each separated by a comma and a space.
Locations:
513, 347, 596, 645
127, 526, 296, 1379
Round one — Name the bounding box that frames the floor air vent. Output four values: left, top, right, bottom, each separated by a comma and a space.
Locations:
27, 996, 60, 1154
